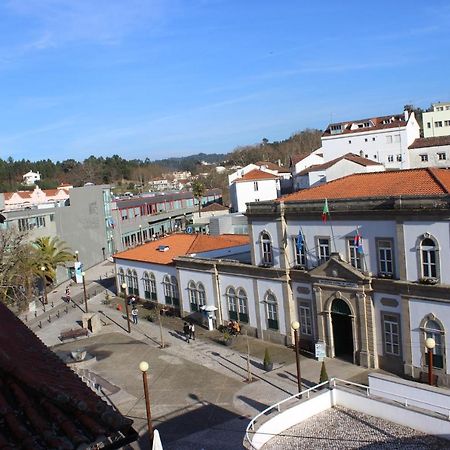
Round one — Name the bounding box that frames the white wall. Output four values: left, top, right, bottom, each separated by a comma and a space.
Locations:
409, 298, 450, 374
293, 149, 324, 174
232, 178, 279, 213
423, 106, 450, 138
325, 158, 384, 182
115, 259, 177, 303
256, 278, 287, 335
409, 145, 450, 169
403, 221, 450, 283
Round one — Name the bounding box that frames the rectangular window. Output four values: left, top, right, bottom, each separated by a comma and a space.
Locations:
253, 181, 259, 191
396, 154, 402, 162
318, 238, 330, 264
377, 239, 394, 276
444, 120, 450, 126
293, 236, 306, 268
267, 303, 278, 330
299, 305, 312, 335
348, 140, 351, 144
387, 155, 394, 162
393, 134, 400, 143
372, 137, 376, 141
386, 136, 393, 144
435, 121, 443, 127
427, 122, 431, 128
383, 314, 401, 356
438, 152, 446, 160
420, 154, 428, 162
348, 239, 363, 270
120, 209, 128, 221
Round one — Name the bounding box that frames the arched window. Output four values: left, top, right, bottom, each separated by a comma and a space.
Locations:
126, 269, 133, 292
143, 272, 157, 301
424, 319, 444, 369
420, 237, 438, 279
197, 283, 206, 308
131, 270, 139, 296
237, 288, 248, 323
163, 275, 179, 306
188, 281, 198, 311
226, 287, 237, 321
118, 268, 125, 287
260, 231, 273, 266
265, 292, 278, 330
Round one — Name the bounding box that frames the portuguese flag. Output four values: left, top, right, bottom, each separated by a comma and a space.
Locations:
322, 199, 330, 223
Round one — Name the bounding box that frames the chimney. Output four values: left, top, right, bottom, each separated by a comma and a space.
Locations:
404, 109, 409, 121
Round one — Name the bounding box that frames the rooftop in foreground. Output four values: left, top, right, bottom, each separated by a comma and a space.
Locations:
263, 406, 447, 449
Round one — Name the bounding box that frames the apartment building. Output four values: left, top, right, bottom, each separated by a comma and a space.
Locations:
423, 102, 450, 138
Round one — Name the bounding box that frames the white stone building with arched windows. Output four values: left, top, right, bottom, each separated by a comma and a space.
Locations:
115, 168, 450, 387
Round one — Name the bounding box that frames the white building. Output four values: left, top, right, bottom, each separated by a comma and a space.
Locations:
408, 136, 450, 168
321, 111, 420, 170
229, 169, 280, 213
115, 168, 450, 387
294, 153, 384, 190
22, 170, 41, 186
423, 102, 450, 138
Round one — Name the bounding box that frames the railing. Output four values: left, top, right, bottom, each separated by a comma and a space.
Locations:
245, 377, 450, 449
245, 380, 329, 449
332, 377, 450, 420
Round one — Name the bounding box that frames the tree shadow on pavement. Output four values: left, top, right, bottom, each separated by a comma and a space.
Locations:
236, 395, 270, 414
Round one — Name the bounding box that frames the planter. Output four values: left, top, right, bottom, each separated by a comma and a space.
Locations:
223, 339, 233, 347
419, 277, 439, 285
263, 362, 273, 372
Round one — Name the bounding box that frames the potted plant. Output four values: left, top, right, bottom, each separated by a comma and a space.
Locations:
263, 348, 273, 371
419, 277, 439, 285
223, 330, 233, 346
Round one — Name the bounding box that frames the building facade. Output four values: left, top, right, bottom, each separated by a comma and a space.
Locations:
408, 136, 450, 168
423, 102, 450, 138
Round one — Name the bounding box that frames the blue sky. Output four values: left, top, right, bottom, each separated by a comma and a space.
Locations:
0, 0, 449, 162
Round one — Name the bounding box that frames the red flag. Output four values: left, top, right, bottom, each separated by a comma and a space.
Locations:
322, 199, 329, 223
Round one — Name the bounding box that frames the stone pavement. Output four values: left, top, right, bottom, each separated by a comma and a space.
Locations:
29, 264, 373, 449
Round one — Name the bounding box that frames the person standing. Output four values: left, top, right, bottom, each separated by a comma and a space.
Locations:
183, 322, 190, 343
190, 323, 195, 340
131, 307, 138, 325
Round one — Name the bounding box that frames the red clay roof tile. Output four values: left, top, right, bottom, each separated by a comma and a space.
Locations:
233, 169, 279, 183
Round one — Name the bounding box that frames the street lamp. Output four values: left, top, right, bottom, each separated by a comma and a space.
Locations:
122, 282, 131, 333
75, 250, 79, 262
81, 271, 88, 313
40, 266, 48, 305
139, 361, 153, 445
291, 320, 302, 393
425, 337, 436, 386
139, 224, 143, 243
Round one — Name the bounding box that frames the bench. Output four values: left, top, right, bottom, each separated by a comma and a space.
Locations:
59, 328, 89, 341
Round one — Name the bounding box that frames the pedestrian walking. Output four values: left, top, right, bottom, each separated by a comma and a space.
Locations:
131, 307, 138, 325
190, 323, 195, 340
183, 322, 190, 343
65, 286, 70, 302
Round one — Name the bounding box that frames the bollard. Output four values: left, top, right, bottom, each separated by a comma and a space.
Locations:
51, 301, 54, 308
56, 311, 60, 319
48, 315, 51, 323
65, 306, 68, 314
38, 321, 42, 328
34, 311, 37, 317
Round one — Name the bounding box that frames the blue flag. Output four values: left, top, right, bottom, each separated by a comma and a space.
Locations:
296, 230, 304, 253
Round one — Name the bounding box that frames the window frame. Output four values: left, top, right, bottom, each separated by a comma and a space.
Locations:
265, 292, 279, 330
347, 238, 363, 270
381, 312, 401, 357
260, 231, 273, 266
376, 238, 395, 277
420, 315, 445, 371
293, 235, 306, 268
316, 236, 330, 265
299, 304, 312, 336
417, 235, 439, 280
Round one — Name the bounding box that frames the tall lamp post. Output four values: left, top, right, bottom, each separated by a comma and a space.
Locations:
81, 271, 88, 313
75, 250, 79, 262
291, 320, 302, 394
40, 266, 48, 305
139, 361, 153, 446
122, 282, 131, 333
425, 337, 436, 386
139, 224, 143, 243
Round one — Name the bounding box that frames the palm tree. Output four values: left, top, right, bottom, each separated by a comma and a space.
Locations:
33, 236, 75, 284
192, 180, 205, 218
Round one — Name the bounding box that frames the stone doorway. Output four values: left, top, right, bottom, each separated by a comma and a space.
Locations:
331, 299, 354, 361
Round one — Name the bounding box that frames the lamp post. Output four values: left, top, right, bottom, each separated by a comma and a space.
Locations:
425, 337, 436, 386
75, 250, 79, 262
139, 224, 143, 243
81, 271, 88, 313
122, 282, 131, 333
40, 266, 48, 305
291, 320, 302, 393
139, 361, 153, 445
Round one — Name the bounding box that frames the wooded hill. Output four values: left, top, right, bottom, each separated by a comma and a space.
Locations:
0, 128, 322, 193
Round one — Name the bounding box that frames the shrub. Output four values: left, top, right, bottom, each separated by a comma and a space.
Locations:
319, 361, 329, 384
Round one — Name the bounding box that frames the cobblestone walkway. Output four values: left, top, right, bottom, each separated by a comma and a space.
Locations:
263, 406, 448, 449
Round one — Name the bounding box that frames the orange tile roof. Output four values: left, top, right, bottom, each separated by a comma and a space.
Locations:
114, 233, 249, 265
409, 136, 450, 149
234, 169, 279, 183
281, 168, 450, 202
255, 161, 291, 173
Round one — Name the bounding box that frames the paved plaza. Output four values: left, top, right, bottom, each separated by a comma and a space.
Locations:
263, 406, 449, 449
25, 261, 423, 449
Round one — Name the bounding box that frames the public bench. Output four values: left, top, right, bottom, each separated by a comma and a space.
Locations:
59, 328, 89, 341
